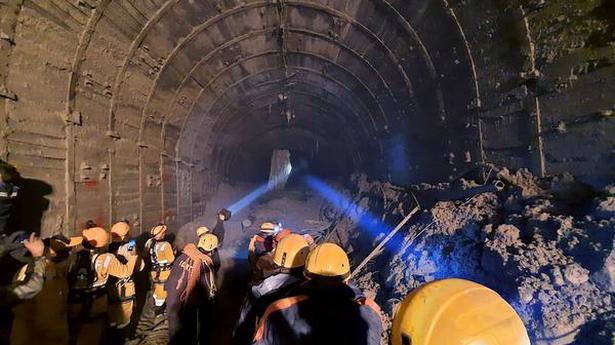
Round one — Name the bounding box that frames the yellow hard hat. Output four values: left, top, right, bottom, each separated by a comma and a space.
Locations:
304, 243, 350, 279
82, 227, 110, 248
273, 234, 310, 269
68, 236, 84, 247
391, 278, 531, 345
197, 233, 219, 252
151, 224, 167, 237
260, 222, 277, 233
110, 221, 130, 240
196, 226, 210, 237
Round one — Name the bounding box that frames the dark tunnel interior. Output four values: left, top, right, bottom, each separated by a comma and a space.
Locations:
1, 0, 613, 232
0, 0, 614, 344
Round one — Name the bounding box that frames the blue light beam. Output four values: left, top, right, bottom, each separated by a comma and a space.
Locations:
227, 162, 294, 214
227, 183, 270, 215
304, 175, 405, 252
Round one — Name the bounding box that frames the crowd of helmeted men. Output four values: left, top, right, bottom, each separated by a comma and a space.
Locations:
0, 160, 531, 345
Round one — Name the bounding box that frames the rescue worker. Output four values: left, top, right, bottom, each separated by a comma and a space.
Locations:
391, 278, 530, 345
248, 222, 284, 281
0, 232, 45, 345
67, 226, 137, 345
0, 163, 18, 236
166, 231, 220, 345
193, 225, 222, 270
143, 224, 175, 312
0, 232, 46, 305
213, 208, 231, 245
252, 243, 384, 345
234, 233, 309, 345
11, 234, 81, 345
108, 221, 138, 330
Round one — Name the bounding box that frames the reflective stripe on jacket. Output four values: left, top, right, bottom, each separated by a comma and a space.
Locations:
253, 283, 384, 345
0, 258, 46, 306
234, 272, 302, 345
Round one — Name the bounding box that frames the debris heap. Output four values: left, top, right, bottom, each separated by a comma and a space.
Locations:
332, 168, 615, 345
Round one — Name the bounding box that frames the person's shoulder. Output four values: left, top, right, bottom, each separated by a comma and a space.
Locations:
97, 252, 116, 260
158, 241, 173, 250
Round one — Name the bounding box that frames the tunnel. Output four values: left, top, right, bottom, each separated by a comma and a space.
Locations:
0, 0, 614, 344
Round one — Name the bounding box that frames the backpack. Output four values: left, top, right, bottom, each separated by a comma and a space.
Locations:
68, 250, 97, 291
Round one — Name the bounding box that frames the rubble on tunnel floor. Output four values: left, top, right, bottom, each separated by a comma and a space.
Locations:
327, 167, 615, 345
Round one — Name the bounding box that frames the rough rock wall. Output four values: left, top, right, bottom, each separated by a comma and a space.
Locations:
453, 0, 615, 185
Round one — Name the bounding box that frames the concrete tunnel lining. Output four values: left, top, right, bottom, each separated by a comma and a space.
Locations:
0, 0, 612, 238
1, 0, 615, 344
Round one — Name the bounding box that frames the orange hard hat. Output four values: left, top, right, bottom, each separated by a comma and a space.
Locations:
110, 221, 130, 240
82, 227, 110, 248
151, 224, 167, 237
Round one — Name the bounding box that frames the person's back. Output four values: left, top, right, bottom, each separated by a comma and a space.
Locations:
253, 243, 383, 345
166, 232, 220, 345
234, 269, 303, 345
254, 281, 382, 345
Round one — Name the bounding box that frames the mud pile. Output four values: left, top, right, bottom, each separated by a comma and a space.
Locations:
334, 168, 615, 345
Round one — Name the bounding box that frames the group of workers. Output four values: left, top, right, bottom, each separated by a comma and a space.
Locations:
0, 202, 532, 345
238, 222, 530, 345
0, 207, 229, 345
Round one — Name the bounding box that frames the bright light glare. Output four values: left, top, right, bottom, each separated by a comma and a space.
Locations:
268, 162, 293, 191
227, 183, 269, 214
227, 163, 295, 214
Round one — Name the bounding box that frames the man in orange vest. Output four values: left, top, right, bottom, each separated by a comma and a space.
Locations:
67, 226, 137, 345
108, 221, 139, 331
144, 224, 175, 313
248, 222, 291, 282
166, 229, 221, 345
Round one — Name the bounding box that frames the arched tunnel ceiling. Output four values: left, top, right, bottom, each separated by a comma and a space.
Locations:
2, 0, 613, 232
99, 0, 478, 180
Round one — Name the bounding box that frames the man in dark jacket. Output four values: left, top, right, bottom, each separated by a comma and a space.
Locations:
0, 233, 46, 305
0, 233, 46, 345
0, 163, 19, 236
252, 243, 383, 345
212, 208, 230, 246
166, 226, 224, 344
233, 233, 309, 345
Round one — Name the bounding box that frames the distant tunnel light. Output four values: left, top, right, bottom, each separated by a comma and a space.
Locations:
226, 150, 293, 214
268, 149, 292, 191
